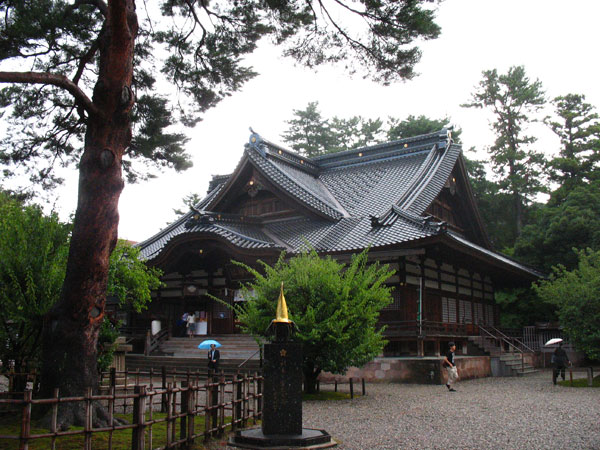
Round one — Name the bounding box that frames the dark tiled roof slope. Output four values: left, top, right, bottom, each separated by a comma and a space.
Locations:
246, 148, 345, 220
138, 129, 538, 282
137, 130, 455, 259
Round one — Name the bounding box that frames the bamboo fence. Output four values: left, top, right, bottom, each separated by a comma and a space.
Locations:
0, 371, 263, 450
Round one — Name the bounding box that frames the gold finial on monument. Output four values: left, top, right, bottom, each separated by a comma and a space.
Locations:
267, 282, 296, 341
274, 282, 291, 323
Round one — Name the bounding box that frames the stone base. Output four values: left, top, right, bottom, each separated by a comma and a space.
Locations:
228, 427, 336, 449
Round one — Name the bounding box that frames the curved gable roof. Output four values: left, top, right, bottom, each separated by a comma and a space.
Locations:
137, 129, 493, 260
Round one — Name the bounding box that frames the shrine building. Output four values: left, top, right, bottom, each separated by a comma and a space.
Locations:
133, 129, 541, 358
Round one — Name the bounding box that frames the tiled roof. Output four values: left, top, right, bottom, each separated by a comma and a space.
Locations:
137, 129, 537, 281
246, 147, 345, 220
445, 232, 545, 279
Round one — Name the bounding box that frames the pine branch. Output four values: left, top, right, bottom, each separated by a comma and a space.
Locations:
0, 71, 100, 118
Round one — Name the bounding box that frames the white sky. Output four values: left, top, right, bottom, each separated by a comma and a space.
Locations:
40, 0, 600, 242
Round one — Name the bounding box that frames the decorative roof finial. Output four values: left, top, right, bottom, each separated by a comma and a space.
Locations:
248, 128, 266, 156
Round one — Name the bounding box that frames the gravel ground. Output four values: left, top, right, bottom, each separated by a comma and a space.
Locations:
300, 370, 600, 450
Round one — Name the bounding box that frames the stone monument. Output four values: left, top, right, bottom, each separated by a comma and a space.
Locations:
228, 283, 336, 449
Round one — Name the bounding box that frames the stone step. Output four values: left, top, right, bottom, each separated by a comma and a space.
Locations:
516, 367, 539, 376
157, 334, 262, 359
125, 354, 261, 373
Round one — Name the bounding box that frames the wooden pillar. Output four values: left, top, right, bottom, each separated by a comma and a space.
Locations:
417, 338, 425, 357
207, 270, 213, 335
419, 255, 425, 336
434, 340, 441, 356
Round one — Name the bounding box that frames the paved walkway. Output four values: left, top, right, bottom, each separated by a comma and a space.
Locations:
302, 370, 600, 450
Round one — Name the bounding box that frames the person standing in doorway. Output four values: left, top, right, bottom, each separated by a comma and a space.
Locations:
186, 312, 195, 338
443, 341, 459, 392
208, 343, 220, 374
552, 342, 570, 385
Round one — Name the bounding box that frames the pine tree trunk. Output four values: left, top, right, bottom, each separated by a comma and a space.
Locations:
39, 0, 138, 428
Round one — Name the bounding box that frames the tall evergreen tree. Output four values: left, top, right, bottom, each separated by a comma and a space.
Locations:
545, 93, 600, 202
328, 116, 385, 152
281, 102, 334, 157
0, 0, 441, 425
463, 66, 547, 236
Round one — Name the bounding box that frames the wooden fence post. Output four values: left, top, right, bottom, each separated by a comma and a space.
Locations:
588, 367, 593, 387
204, 377, 211, 441
350, 378, 354, 399
211, 373, 219, 433
50, 388, 59, 450
161, 366, 168, 413
107, 386, 115, 450
187, 383, 196, 448
180, 380, 189, 447
242, 373, 248, 427
362, 378, 366, 396
257, 372, 262, 420
132, 385, 147, 450
19, 390, 32, 450
219, 373, 226, 435
84, 387, 93, 450
235, 372, 242, 428
110, 367, 116, 389
231, 373, 238, 432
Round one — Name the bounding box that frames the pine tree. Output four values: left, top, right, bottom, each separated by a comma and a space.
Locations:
281, 102, 334, 157
545, 93, 600, 202
463, 66, 547, 236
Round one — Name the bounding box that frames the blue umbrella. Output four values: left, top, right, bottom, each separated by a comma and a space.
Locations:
198, 339, 221, 349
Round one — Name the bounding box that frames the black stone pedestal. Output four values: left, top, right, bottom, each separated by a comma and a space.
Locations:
229, 427, 336, 449
228, 341, 335, 449
262, 342, 303, 435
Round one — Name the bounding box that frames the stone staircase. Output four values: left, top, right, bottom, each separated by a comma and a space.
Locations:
468, 336, 537, 376
126, 334, 263, 373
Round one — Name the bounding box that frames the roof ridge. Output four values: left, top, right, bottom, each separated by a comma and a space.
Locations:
394, 143, 442, 209
313, 129, 449, 162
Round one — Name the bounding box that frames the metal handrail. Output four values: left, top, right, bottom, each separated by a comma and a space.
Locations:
479, 325, 530, 372
478, 325, 521, 353
237, 348, 262, 369
487, 325, 535, 353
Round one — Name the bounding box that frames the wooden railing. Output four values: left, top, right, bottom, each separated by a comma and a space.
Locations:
0, 371, 263, 450
144, 328, 169, 356
380, 320, 478, 337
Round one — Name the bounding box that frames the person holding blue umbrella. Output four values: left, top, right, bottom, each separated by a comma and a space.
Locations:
207, 343, 220, 373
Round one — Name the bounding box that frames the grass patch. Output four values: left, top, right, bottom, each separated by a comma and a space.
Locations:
302, 391, 354, 401
558, 375, 600, 388
0, 412, 235, 449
